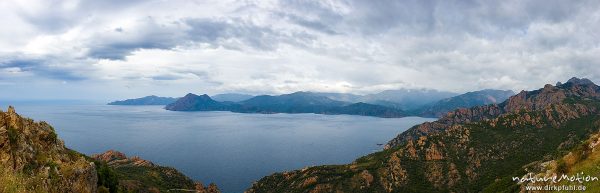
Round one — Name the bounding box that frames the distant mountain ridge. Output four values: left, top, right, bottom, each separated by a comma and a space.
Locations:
211, 93, 254, 102
165, 92, 406, 118
324, 102, 406, 117
311, 92, 363, 103
416, 89, 515, 117
113, 88, 517, 118
108, 95, 178, 105
362, 89, 459, 110
165, 93, 232, 111
314, 89, 459, 110
236, 92, 348, 113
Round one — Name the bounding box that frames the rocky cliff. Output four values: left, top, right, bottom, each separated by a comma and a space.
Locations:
515, 129, 600, 193
0, 106, 97, 193
1, 107, 219, 193
245, 77, 600, 193
92, 150, 220, 193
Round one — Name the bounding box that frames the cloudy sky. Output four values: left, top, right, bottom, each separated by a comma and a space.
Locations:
1, 0, 599, 101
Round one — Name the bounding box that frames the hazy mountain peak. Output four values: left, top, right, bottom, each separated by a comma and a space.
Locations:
417, 89, 515, 117
566, 77, 595, 85
211, 93, 254, 102
363, 88, 458, 110
108, 95, 178, 105
286, 91, 315, 96
165, 93, 227, 111
184, 93, 199, 97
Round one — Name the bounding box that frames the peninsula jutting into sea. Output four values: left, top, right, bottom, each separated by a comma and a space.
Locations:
109, 89, 514, 118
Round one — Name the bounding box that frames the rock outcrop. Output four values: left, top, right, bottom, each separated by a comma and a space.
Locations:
92, 150, 220, 193
93, 150, 155, 167
0, 106, 97, 193
1, 107, 220, 193
245, 77, 600, 193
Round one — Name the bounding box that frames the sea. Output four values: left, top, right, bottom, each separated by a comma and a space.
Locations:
1, 103, 435, 193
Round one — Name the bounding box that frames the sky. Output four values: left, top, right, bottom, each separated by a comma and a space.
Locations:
0, 0, 599, 101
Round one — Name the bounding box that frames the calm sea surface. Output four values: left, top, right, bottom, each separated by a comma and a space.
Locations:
2, 104, 435, 193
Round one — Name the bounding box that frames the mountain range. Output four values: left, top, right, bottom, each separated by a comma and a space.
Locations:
165, 92, 407, 118
107, 95, 178, 105
310, 89, 458, 110
112, 88, 513, 118
415, 89, 514, 117
211, 93, 255, 102
361, 89, 459, 110
245, 77, 600, 193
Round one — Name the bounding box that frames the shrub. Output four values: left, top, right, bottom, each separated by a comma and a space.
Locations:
7, 126, 19, 148
98, 186, 110, 193
97, 163, 119, 193
556, 160, 568, 174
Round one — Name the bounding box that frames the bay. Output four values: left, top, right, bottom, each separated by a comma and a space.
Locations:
3, 104, 435, 193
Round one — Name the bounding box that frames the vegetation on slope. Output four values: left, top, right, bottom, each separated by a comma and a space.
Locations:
246, 78, 600, 193
1, 107, 219, 193
166, 92, 406, 118
91, 150, 220, 193
0, 106, 97, 193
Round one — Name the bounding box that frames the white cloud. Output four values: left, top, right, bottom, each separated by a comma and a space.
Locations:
0, 0, 599, 100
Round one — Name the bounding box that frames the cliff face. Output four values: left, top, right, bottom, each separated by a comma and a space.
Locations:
516, 129, 600, 193
92, 150, 221, 193
245, 77, 600, 193
387, 79, 598, 148
1, 107, 220, 193
0, 106, 97, 193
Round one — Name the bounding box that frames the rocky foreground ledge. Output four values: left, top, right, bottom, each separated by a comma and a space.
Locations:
0, 106, 219, 193
92, 150, 220, 193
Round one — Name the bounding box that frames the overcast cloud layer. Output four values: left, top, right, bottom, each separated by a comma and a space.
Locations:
1, 0, 599, 101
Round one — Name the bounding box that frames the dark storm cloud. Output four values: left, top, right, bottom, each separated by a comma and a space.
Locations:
86, 16, 318, 60
185, 18, 281, 50
85, 17, 187, 60
280, 13, 339, 35
0, 57, 85, 81
274, 1, 345, 35
78, 0, 596, 60
279, 0, 596, 37
88, 42, 173, 60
